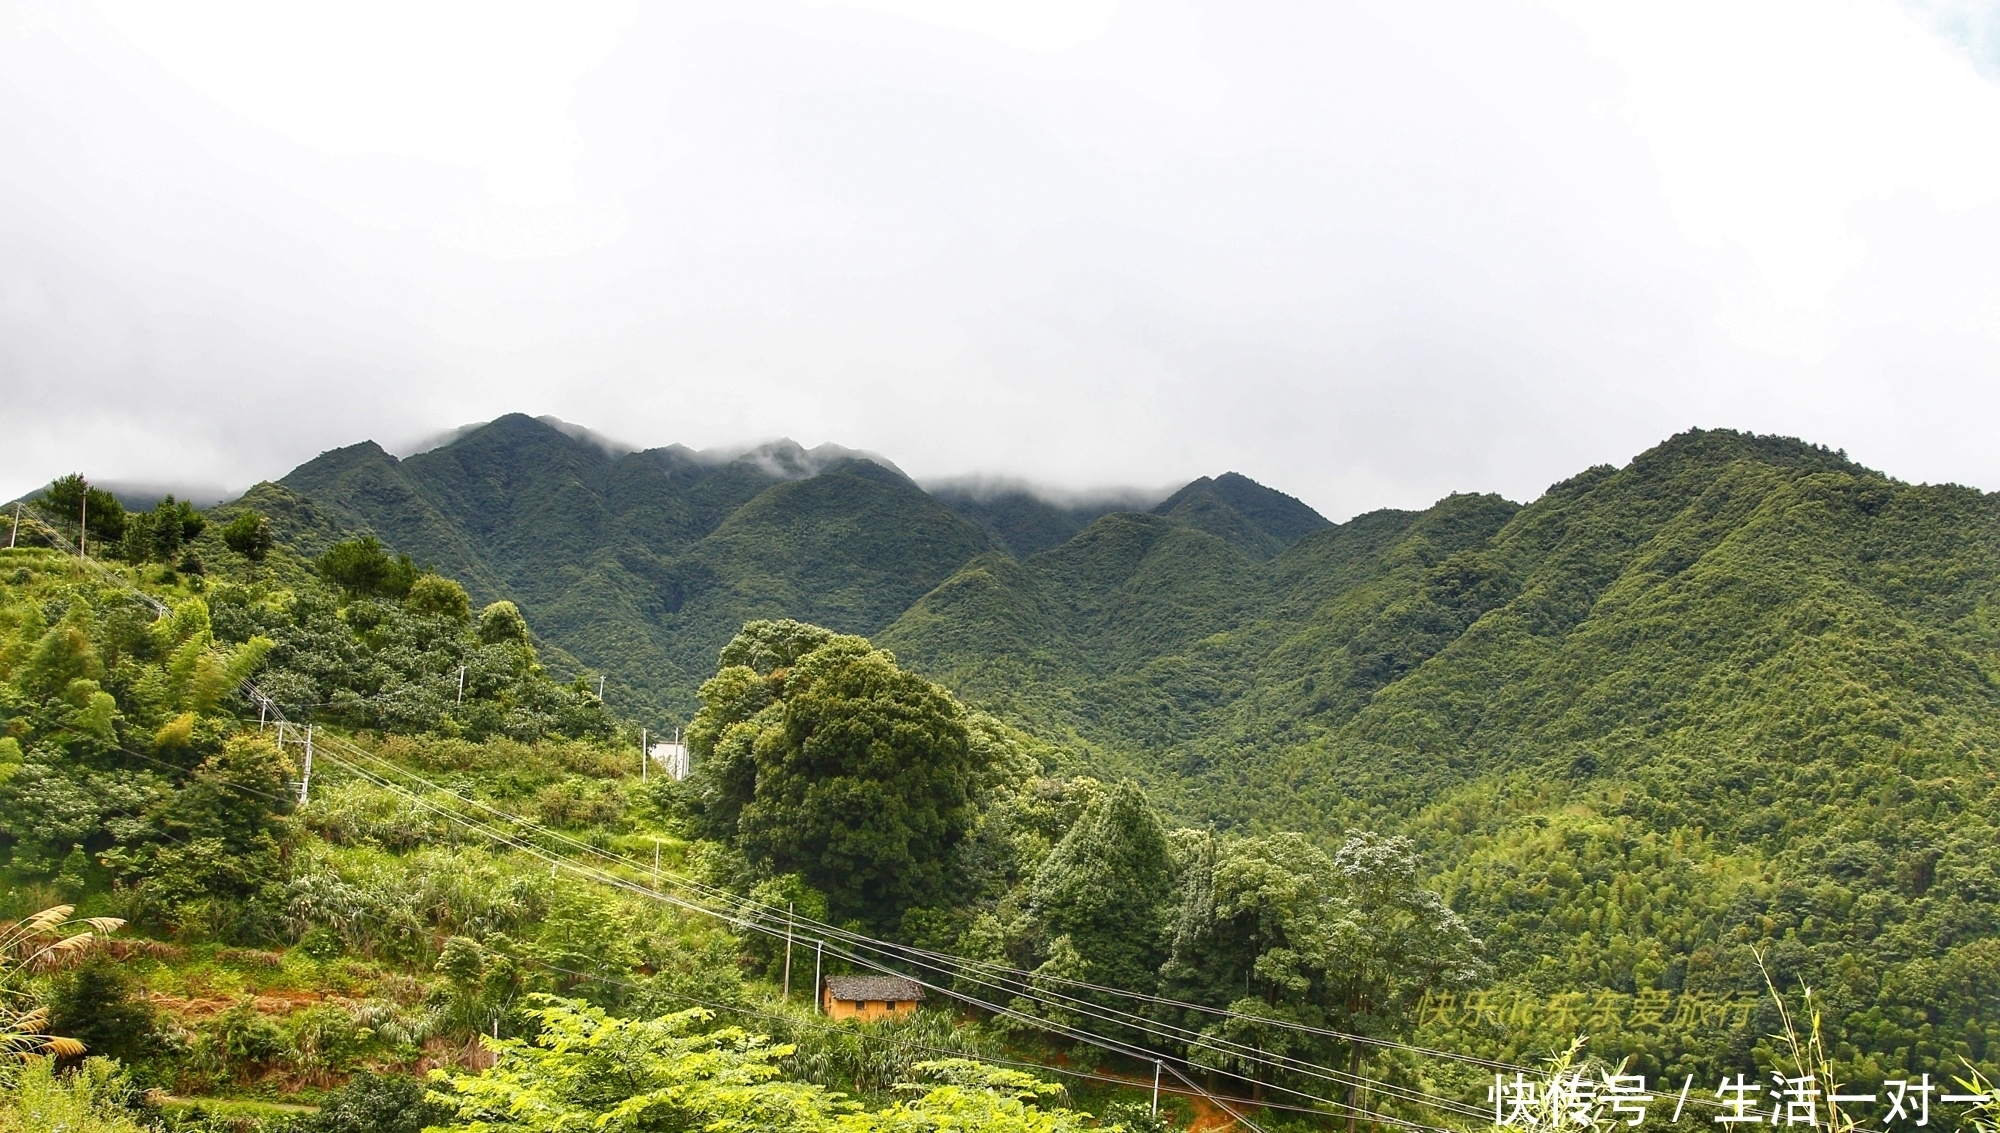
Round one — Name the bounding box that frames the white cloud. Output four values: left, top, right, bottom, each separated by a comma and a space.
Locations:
3, 1, 2000, 517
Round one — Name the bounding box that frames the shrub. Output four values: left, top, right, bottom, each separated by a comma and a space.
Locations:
0, 1057, 149, 1133
46, 955, 157, 1065
282, 1070, 450, 1133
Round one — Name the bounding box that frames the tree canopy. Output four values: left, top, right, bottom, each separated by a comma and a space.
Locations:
681, 620, 984, 928
316, 536, 418, 600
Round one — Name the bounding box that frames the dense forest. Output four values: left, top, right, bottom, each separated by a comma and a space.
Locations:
4, 425, 1999, 1133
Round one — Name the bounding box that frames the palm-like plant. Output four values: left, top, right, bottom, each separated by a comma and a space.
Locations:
0, 904, 125, 1061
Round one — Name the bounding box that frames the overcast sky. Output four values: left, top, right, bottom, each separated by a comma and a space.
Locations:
5, 1, 2000, 518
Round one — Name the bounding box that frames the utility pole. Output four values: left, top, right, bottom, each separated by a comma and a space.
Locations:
596, 674, 605, 700
1152, 1060, 1163, 1116
258, 697, 267, 732
298, 724, 314, 808
813, 940, 823, 1013
640, 728, 647, 782
456, 665, 465, 704
783, 901, 794, 999
653, 839, 661, 889
8, 502, 18, 548
78, 490, 86, 559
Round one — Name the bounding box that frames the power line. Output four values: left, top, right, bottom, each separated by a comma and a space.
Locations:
351, 731, 1508, 1074
284, 724, 1499, 1125
296, 741, 1472, 1132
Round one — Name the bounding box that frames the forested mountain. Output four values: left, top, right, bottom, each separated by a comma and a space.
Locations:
8, 422, 2000, 1127
886, 428, 2000, 1080
250, 414, 1332, 724
266, 416, 995, 721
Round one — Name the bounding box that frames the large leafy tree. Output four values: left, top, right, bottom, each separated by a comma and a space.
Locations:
316, 536, 418, 599
219, 510, 274, 566
1022, 780, 1175, 1031
683, 620, 985, 929
1160, 832, 1480, 1107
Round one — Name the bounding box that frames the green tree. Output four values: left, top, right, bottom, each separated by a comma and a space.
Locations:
46, 956, 156, 1065
32, 473, 124, 550
317, 536, 418, 599
107, 733, 296, 922
428, 998, 852, 1133
427, 999, 1098, 1133
220, 510, 274, 565
1024, 781, 1174, 1020
867, 1059, 1101, 1133
478, 599, 531, 645
685, 621, 986, 928
17, 605, 104, 699
286, 1071, 452, 1133
1160, 832, 1479, 1105
407, 574, 472, 620
139, 496, 207, 563
718, 618, 838, 672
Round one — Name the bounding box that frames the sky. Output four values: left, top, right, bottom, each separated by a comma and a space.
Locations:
5, 1, 2000, 519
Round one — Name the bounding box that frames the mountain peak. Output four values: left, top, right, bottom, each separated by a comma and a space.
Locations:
1151, 472, 1331, 560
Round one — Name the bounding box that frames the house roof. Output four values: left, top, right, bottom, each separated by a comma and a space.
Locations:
825, 975, 925, 1002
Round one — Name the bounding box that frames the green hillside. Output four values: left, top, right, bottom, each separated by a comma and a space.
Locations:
0, 534, 1145, 1133
927, 484, 1139, 558
267, 417, 994, 723
259, 416, 1329, 727
1149, 471, 1333, 560
884, 429, 2000, 1080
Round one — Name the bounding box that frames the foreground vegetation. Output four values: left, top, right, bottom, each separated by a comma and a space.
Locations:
0, 504, 1191, 1131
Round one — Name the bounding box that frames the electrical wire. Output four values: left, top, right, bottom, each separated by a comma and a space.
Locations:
298, 729, 1511, 1122
295, 740, 1474, 1132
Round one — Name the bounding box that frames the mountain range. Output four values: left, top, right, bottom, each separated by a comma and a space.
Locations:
120, 414, 2000, 1062
232, 416, 2000, 842
234, 413, 1330, 733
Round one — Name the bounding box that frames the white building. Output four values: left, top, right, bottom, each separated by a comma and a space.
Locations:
648, 740, 690, 780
